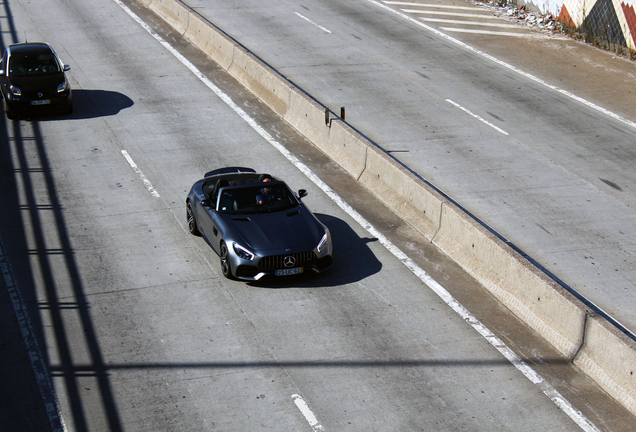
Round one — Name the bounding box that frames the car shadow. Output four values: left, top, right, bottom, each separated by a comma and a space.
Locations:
16, 89, 133, 121
247, 213, 382, 288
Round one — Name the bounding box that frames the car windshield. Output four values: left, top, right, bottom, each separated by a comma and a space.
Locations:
8, 52, 60, 77
217, 184, 299, 214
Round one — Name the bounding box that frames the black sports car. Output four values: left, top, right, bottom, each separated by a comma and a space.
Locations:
0, 42, 73, 119
186, 167, 332, 280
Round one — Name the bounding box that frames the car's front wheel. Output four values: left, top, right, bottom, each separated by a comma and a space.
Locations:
186, 201, 201, 236
220, 242, 234, 279
5, 104, 16, 120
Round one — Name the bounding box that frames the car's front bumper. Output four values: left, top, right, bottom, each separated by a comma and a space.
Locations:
4, 91, 72, 116
233, 250, 332, 281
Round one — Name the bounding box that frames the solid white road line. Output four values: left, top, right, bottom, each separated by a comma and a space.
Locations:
420, 17, 523, 28
402, 9, 501, 18
386, 1, 486, 9
115, 1, 601, 430
440, 27, 538, 37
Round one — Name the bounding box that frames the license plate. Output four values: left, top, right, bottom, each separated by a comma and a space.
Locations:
275, 267, 303, 276
31, 99, 51, 106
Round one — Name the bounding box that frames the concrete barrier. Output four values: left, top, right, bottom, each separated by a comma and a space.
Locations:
142, 0, 636, 417
358, 144, 445, 240
283, 88, 330, 148
432, 202, 589, 358
147, 0, 190, 34
575, 315, 636, 415
228, 48, 293, 117
322, 121, 369, 180
184, 13, 235, 71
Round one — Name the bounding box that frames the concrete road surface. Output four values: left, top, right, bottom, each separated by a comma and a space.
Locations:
0, 0, 635, 431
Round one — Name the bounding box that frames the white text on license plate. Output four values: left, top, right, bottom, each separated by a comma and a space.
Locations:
276, 267, 303, 276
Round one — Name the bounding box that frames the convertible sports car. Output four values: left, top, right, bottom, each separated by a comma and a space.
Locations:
186, 167, 332, 281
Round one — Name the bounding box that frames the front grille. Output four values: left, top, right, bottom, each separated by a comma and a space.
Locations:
24, 89, 55, 98
258, 251, 315, 269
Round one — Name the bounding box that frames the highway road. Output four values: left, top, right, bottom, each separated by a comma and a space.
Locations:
177, 0, 636, 338
0, 0, 634, 431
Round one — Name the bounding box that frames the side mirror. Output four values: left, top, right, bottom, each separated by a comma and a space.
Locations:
63, 65, 71, 72
298, 189, 308, 199
200, 199, 213, 207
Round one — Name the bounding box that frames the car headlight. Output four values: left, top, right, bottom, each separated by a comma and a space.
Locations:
57, 79, 68, 93
9, 85, 20, 96
317, 231, 330, 253
233, 242, 254, 261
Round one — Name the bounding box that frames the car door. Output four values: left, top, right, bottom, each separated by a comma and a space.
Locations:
197, 195, 222, 255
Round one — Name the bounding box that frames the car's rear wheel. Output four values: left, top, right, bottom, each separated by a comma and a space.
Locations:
220, 242, 234, 279
186, 201, 201, 236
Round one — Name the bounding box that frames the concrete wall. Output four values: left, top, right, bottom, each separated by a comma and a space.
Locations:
559, 0, 636, 51
515, 0, 636, 52
533, 0, 636, 15
142, 0, 636, 417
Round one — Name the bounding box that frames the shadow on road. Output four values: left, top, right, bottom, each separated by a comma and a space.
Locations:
70, 89, 134, 118
0, 113, 124, 431
0, 7, 126, 427
12, 89, 134, 121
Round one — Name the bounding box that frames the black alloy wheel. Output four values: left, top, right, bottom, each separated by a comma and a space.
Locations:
220, 242, 233, 279
186, 201, 201, 236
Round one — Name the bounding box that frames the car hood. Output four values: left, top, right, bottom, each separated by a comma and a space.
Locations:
7, 74, 65, 90
221, 206, 323, 251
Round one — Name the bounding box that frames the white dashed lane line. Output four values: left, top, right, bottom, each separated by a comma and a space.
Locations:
292, 394, 325, 431
294, 12, 332, 33
121, 150, 161, 198
446, 99, 509, 135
